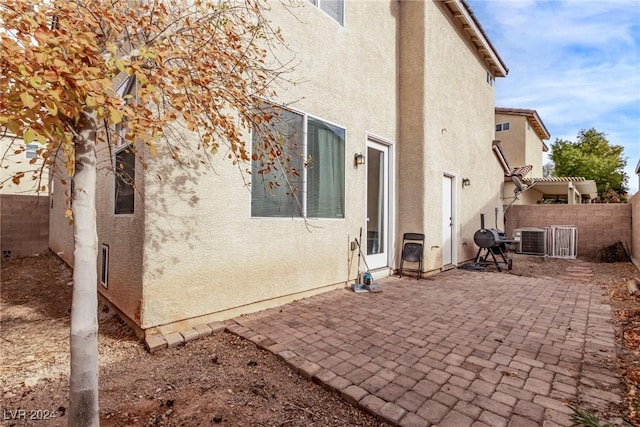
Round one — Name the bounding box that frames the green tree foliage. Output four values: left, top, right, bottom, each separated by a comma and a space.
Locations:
550, 128, 628, 200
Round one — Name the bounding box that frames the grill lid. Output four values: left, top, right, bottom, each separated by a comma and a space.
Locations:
474, 228, 504, 248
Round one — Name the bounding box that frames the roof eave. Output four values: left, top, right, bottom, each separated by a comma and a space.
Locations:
495, 107, 551, 142
445, 0, 509, 77
531, 110, 551, 141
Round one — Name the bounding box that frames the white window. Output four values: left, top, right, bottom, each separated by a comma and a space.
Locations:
25, 144, 39, 159
308, 0, 344, 25
114, 77, 136, 215
486, 72, 494, 87
496, 122, 510, 132
251, 104, 345, 219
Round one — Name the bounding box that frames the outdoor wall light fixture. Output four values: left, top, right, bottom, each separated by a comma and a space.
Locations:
462, 178, 471, 187
354, 153, 366, 167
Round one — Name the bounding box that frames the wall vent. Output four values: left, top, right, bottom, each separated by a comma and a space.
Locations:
546, 225, 577, 259
100, 244, 109, 288
513, 228, 546, 255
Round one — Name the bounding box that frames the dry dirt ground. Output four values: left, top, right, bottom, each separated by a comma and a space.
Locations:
1, 252, 638, 426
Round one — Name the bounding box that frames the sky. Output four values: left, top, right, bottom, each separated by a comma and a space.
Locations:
466, 0, 640, 194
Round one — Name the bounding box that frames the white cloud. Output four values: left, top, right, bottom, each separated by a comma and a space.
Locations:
468, 0, 640, 193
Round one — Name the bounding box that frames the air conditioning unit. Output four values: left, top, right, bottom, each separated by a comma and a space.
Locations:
513, 228, 546, 255
546, 225, 577, 259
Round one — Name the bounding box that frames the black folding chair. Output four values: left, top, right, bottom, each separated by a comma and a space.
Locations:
399, 233, 425, 279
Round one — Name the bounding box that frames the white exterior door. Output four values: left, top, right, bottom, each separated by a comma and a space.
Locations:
442, 175, 455, 267
366, 140, 389, 270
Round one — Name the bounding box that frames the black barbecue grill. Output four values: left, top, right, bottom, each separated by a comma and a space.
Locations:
473, 213, 513, 271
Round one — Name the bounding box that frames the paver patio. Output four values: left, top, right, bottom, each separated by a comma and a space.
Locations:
227, 267, 622, 426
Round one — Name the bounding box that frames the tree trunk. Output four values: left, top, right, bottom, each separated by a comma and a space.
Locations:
69, 109, 100, 426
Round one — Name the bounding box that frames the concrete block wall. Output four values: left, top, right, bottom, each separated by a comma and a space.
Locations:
631, 193, 640, 268
505, 204, 632, 257
1, 195, 50, 257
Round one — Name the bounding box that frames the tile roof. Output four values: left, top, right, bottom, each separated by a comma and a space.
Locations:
495, 107, 551, 145
510, 165, 532, 178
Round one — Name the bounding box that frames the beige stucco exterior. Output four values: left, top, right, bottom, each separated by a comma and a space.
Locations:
494, 108, 597, 206
495, 108, 549, 206
399, 0, 506, 270
0, 135, 50, 196
495, 110, 548, 179
47, 148, 73, 260
49, 0, 509, 335
1, 136, 50, 257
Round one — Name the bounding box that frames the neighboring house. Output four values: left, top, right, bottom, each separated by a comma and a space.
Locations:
49, 0, 509, 338
494, 107, 597, 206
0, 135, 50, 257
636, 159, 640, 192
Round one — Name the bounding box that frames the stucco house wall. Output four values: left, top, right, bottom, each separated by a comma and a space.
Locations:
48, 154, 74, 263
496, 113, 524, 169
0, 136, 50, 196
111, 0, 400, 331
94, 145, 146, 328
398, 0, 505, 268
1, 136, 50, 257
495, 113, 546, 178
49, 0, 509, 335
44, 82, 146, 328
524, 122, 545, 178
503, 181, 544, 206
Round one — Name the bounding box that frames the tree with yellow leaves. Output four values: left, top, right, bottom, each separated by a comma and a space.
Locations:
0, 1, 292, 425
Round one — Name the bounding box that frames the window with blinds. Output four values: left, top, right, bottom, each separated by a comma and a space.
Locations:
251, 104, 345, 219
308, 0, 344, 26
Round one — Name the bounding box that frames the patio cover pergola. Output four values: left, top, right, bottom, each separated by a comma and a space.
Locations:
524, 176, 598, 204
